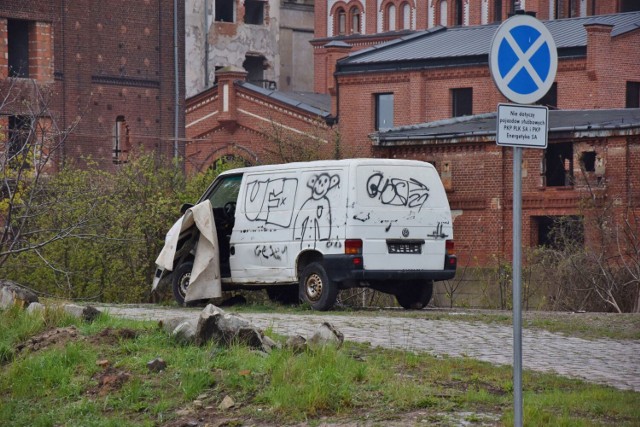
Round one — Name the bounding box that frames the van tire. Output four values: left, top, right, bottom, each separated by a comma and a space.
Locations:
299, 262, 338, 311
172, 261, 193, 306
395, 280, 433, 310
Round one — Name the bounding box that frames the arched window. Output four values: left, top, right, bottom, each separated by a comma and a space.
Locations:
387, 4, 397, 31
337, 8, 347, 35
440, 0, 448, 26
350, 6, 361, 34
401, 3, 411, 29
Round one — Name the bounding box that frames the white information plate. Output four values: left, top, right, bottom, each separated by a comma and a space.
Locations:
496, 103, 548, 149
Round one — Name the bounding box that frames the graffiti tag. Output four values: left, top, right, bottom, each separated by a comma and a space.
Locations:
366, 173, 429, 210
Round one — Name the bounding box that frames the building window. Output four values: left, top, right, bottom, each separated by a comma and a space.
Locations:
400, 3, 411, 29
243, 54, 274, 88
580, 151, 596, 172
244, 0, 264, 25
387, 4, 397, 31
337, 8, 347, 35
8, 116, 31, 167
350, 7, 361, 34
439, 0, 448, 26
626, 82, 640, 108
451, 88, 472, 117
215, 0, 235, 22
533, 215, 584, 250
454, 0, 463, 25
621, 0, 640, 12
375, 93, 394, 130
494, 0, 502, 22
537, 82, 558, 109
113, 116, 129, 164
545, 142, 573, 187
8, 19, 30, 78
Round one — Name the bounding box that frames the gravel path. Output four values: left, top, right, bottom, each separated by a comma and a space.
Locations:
99, 304, 640, 392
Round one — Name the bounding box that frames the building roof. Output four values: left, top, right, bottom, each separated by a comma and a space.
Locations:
372, 109, 640, 145
236, 81, 332, 118
338, 11, 640, 73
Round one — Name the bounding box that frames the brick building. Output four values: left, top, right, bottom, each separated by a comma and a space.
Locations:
185, 67, 333, 171
0, 0, 185, 170
326, 11, 640, 264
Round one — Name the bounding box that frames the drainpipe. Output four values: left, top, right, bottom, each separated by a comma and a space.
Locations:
173, 0, 180, 162
204, 0, 210, 88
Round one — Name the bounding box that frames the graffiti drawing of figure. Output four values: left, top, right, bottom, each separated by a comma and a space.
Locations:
294, 173, 340, 249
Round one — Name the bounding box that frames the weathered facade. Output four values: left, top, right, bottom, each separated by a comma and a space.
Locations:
0, 0, 185, 170
185, 68, 333, 171
185, 0, 315, 98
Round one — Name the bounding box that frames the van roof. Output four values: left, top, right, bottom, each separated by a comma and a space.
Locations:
219, 158, 436, 176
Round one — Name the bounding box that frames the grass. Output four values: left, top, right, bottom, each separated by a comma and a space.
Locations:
2, 305, 637, 426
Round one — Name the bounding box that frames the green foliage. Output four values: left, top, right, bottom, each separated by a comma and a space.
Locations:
0, 150, 234, 303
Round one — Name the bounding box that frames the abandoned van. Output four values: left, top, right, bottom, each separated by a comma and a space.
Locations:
152, 159, 456, 311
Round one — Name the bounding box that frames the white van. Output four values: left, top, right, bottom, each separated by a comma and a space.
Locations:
153, 159, 456, 310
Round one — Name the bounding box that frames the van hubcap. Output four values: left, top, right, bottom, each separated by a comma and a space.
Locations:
305, 273, 323, 301
178, 272, 191, 297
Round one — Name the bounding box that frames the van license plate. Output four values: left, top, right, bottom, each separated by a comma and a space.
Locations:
387, 242, 423, 254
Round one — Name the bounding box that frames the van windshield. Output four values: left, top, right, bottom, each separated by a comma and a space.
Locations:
203, 175, 242, 208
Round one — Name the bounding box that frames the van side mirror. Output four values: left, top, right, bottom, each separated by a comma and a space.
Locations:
180, 203, 194, 214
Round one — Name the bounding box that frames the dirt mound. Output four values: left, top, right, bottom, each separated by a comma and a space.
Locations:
15, 326, 81, 354
89, 367, 132, 396
88, 327, 139, 345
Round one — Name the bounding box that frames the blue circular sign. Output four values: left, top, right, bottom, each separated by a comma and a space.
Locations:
489, 15, 558, 104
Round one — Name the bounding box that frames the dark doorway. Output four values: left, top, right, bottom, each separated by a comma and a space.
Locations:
8, 19, 30, 78
545, 142, 573, 187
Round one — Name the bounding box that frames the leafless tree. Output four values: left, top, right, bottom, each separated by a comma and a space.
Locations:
0, 79, 86, 270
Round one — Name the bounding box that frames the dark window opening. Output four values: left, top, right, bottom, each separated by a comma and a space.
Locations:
375, 93, 394, 131
455, 0, 463, 25
545, 142, 573, 187
350, 7, 361, 33
8, 19, 30, 78
243, 55, 273, 88
534, 215, 584, 250
113, 116, 129, 164
621, 0, 640, 12
510, 0, 520, 14
215, 0, 235, 22
494, 0, 502, 21
244, 0, 264, 25
580, 151, 596, 172
8, 116, 31, 164
537, 82, 557, 109
451, 88, 472, 117
337, 9, 346, 35
626, 82, 640, 108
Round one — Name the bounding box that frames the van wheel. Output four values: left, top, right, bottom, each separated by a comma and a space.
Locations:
395, 280, 434, 310
299, 262, 338, 311
172, 261, 193, 306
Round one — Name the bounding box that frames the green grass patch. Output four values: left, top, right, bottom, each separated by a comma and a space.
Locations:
0, 307, 638, 426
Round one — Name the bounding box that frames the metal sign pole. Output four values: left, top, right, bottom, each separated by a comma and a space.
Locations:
513, 146, 523, 427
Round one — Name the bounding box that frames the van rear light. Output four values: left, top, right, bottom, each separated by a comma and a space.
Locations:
345, 239, 362, 254
446, 240, 455, 256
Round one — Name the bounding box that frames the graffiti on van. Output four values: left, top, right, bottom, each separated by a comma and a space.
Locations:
254, 244, 287, 260
294, 173, 340, 249
245, 178, 298, 228
366, 172, 430, 210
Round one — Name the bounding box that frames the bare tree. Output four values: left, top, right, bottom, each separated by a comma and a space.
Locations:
0, 79, 85, 270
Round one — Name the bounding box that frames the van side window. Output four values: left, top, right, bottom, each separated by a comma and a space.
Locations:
206, 175, 242, 208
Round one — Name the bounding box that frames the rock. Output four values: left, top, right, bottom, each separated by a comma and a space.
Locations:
261, 335, 281, 353
63, 304, 101, 322
195, 304, 274, 352
147, 358, 167, 372
0, 280, 39, 309
159, 316, 189, 334
172, 320, 197, 344
26, 302, 45, 315
308, 322, 344, 350
96, 359, 110, 368
218, 395, 235, 410
285, 335, 308, 353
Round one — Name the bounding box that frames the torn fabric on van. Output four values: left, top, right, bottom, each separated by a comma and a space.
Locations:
154, 200, 222, 300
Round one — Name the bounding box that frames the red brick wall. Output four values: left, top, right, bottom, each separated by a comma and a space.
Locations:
0, 0, 185, 171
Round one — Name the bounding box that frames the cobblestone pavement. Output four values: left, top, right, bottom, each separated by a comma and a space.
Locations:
99, 304, 640, 392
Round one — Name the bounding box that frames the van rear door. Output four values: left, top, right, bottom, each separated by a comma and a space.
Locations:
351, 163, 452, 272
